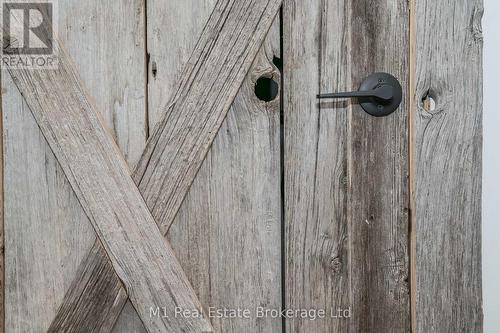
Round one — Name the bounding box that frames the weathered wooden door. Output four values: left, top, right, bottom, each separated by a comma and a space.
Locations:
0, 0, 482, 332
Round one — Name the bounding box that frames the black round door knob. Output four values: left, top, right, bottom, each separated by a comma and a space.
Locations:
317, 72, 403, 117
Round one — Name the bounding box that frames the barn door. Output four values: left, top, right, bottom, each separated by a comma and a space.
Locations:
0, 0, 482, 333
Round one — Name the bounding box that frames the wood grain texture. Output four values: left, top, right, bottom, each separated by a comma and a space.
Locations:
114, 0, 218, 329
2, 76, 96, 333
2, 1, 146, 331
145, 3, 282, 331
348, 2, 410, 331
59, 0, 148, 169
409, 0, 417, 329
134, 0, 282, 236
4, 12, 212, 333
48, 0, 282, 331
283, 0, 410, 332
118, 18, 283, 333
0, 68, 4, 333
414, 0, 483, 331
145, 0, 218, 131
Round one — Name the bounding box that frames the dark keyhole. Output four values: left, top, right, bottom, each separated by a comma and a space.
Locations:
254, 76, 279, 102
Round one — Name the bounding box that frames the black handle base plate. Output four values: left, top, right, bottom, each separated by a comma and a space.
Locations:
358, 72, 402, 117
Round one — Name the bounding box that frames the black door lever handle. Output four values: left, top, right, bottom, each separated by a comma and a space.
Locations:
317, 85, 394, 101
317, 72, 402, 117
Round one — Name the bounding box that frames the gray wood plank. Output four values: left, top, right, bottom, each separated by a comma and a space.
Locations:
348, 1, 410, 330
120, 22, 283, 333
4, 11, 212, 333
142, 3, 282, 330
2, 1, 146, 331
0, 68, 4, 333
413, 0, 483, 331
59, 0, 148, 169
283, 0, 410, 332
2, 72, 97, 333
47, 0, 282, 331
113, 0, 219, 329
170, 58, 283, 331
133, 0, 282, 236
145, 0, 218, 131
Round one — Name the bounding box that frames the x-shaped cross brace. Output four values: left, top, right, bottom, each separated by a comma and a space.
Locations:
3, 0, 281, 331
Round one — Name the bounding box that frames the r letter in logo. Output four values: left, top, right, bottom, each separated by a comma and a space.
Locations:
1, 1, 58, 69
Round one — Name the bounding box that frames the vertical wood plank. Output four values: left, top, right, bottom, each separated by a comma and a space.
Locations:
348, 2, 410, 331
59, 0, 148, 168
169, 24, 282, 332
114, 1, 283, 332
146, 0, 218, 131
283, 1, 349, 331
414, 0, 483, 331
0, 69, 4, 333
114, 1, 218, 329
2, 63, 97, 333
2, 0, 146, 331
283, 0, 410, 332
